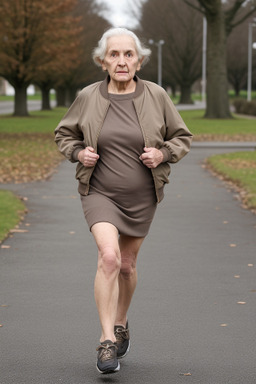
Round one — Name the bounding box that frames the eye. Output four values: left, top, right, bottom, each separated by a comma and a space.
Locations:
126, 52, 133, 58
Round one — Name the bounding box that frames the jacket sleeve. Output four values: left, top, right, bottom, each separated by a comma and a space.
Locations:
54, 94, 85, 163
161, 92, 193, 163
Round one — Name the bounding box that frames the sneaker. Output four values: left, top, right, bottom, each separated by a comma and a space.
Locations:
114, 321, 130, 359
96, 340, 120, 374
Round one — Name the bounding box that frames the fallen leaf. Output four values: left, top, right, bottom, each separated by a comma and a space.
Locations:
248, 264, 254, 267
1, 245, 10, 249
10, 229, 28, 233
229, 244, 237, 247
223, 221, 228, 224
180, 372, 192, 376
237, 301, 246, 305
220, 324, 228, 327
234, 275, 240, 278
69, 231, 75, 235
0, 324, 3, 327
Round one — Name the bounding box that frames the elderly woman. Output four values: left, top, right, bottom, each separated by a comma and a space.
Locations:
55, 27, 193, 374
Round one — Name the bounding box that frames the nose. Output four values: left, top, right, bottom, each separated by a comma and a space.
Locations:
118, 54, 126, 66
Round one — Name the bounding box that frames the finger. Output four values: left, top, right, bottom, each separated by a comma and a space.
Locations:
143, 147, 153, 152
140, 152, 151, 160
87, 146, 95, 152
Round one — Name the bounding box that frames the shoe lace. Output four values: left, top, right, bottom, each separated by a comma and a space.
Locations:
115, 327, 129, 343
96, 343, 117, 362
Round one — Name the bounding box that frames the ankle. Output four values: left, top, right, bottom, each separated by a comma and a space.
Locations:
114, 318, 127, 328
100, 334, 116, 344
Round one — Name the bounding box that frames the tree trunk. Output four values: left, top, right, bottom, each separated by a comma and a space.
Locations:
234, 82, 240, 97
41, 87, 51, 110
170, 82, 177, 98
179, 84, 193, 104
14, 84, 28, 116
56, 86, 66, 107
206, 9, 231, 118
66, 86, 77, 106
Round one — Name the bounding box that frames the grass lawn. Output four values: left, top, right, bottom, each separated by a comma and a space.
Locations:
1, 106, 256, 242
0, 190, 26, 242
0, 108, 65, 184
0, 108, 65, 242
206, 151, 256, 212
179, 110, 256, 141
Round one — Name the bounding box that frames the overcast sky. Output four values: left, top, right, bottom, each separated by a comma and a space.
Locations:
96, 0, 140, 28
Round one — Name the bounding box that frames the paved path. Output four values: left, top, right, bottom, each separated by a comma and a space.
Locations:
1, 145, 256, 383
0, 100, 56, 115
0, 100, 204, 115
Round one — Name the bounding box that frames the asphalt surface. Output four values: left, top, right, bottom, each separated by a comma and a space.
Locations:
1, 144, 256, 384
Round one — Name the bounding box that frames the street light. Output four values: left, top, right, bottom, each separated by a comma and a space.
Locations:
247, 18, 256, 101
202, 17, 207, 103
148, 39, 165, 87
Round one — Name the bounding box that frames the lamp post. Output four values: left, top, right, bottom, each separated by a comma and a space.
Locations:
247, 18, 256, 102
202, 17, 207, 103
149, 39, 165, 87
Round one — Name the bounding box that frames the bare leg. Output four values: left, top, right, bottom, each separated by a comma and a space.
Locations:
115, 235, 144, 326
92, 222, 121, 343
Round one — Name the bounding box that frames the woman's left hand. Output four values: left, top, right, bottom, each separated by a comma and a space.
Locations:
139, 147, 164, 168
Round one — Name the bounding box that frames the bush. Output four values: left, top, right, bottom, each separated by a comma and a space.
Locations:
233, 99, 256, 116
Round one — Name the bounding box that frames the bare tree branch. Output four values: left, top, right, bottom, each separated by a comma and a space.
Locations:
224, 1, 256, 34
195, 0, 217, 14
225, 0, 249, 24
230, 7, 256, 30
182, 0, 205, 15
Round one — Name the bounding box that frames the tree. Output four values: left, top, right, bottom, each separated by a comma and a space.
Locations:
138, 0, 202, 104
53, 0, 111, 107
227, 20, 249, 96
0, 0, 80, 116
182, 0, 256, 118
32, 6, 82, 110
227, 7, 256, 96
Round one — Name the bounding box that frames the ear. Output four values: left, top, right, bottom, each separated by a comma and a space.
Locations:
101, 61, 107, 71
136, 57, 144, 72
96, 58, 106, 71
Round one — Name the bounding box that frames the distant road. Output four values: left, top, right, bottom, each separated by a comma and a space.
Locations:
0, 100, 56, 115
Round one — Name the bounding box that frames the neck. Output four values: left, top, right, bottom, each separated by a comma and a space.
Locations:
108, 79, 136, 94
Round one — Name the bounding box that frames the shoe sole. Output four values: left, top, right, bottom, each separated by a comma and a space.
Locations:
117, 340, 130, 359
96, 361, 120, 374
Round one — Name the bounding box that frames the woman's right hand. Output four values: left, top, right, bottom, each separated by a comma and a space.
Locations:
78, 147, 99, 167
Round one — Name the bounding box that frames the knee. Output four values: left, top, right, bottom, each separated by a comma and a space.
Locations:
98, 247, 121, 276
120, 254, 136, 280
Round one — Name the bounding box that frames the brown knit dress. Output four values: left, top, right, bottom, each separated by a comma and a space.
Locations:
80, 90, 157, 237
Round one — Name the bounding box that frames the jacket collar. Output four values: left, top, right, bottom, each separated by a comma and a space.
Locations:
99, 75, 144, 100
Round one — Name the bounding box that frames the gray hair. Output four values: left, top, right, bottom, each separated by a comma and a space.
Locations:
92, 27, 151, 67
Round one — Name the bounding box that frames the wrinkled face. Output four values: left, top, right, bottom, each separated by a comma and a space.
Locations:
101, 35, 142, 83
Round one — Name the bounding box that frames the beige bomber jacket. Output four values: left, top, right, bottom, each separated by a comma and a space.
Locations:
55, 76, 193, 203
